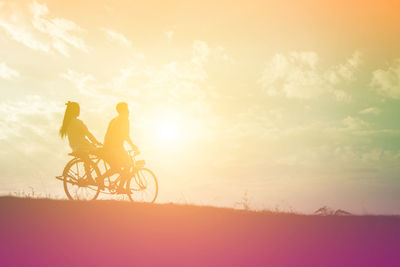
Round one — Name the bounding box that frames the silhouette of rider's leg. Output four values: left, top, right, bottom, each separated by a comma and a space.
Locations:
117, 168, 129, 193
95, 169, 114, 190
81, 154, 95, 184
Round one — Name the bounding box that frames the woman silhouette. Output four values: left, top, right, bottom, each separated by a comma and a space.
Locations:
59, 101, 101, 153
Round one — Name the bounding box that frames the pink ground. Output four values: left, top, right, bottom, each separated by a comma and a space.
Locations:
0, 197, 399, 267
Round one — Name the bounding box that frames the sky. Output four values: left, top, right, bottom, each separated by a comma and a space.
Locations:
0, 0, 399, 214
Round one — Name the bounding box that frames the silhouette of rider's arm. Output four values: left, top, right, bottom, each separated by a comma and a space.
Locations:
83, 123, 102, 146
125, 120, 138, 151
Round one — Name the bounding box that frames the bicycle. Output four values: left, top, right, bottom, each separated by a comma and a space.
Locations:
56, 149, 158, 203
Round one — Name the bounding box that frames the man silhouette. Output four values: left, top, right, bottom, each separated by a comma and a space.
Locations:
102, 102, 137, 193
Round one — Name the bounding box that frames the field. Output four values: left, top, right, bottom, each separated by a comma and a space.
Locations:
0, 197, 399, 267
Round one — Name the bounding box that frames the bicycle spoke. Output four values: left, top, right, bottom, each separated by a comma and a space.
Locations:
67, 169, 79, 179
63, 158, 100, 201
74, 186, 79, 199
127, 168, 158, 203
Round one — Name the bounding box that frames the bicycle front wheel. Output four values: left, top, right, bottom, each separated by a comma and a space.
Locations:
62, 158, 100, 201
127, 168, 158, 203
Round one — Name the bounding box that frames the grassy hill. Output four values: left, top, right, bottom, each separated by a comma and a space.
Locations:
0, 197, 399, 267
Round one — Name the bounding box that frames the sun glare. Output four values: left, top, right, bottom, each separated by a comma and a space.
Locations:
154, 112, 183, 145
157, 121, 180, 142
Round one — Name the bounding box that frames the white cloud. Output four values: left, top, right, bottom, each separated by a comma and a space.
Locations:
191, 40, 233, 66
0, 62, 19, 79
29, 1, 88, 56
370, 59, 400, 99
164, 30, 174, 42
0, 1, 87, 57
259, 51, 323, 99
72, 40, 226, 118
342, 116, 369, 131
213, 45, 234, 63
228, 104, 399, 175
0, 95, 65, 194
259, 51, 361, 101
192, 40, 209, 65
0, 19, 50, 53
359, 107, 381, 115
101, 27, 131, 47
0, 95, 62, 151
92, 39, 225, 101
325, 51, 362, 83
111, 66, 135, 88
60, 69, 95, 94
332, 89, 352, 102
108, 40, 231, 106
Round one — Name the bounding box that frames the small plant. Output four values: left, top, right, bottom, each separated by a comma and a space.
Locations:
235, 191, 251, 211
9, 187, 62, 199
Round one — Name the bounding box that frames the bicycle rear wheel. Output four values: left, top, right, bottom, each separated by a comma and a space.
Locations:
127, 167, 158, 203
62, 158, 100, 201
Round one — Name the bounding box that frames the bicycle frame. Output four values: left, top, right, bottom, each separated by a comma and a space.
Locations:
57, 148, 157, 202
94, 150, 144, 194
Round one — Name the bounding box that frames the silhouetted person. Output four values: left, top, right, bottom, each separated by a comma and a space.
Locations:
60, 101, 101, 182
103, 102, 137, 193
60, 101, 102, 152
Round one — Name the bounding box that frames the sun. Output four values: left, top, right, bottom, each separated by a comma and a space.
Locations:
157, 121, 180, 142
154, 112, 183, 145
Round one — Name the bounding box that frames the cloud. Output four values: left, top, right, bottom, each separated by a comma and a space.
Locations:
192, 40, 234, 66
228, 105, 399, 176
101, 27, 131, 47
0, 62, 19, 79
359, 107, 381, 115
259, 51, 361, 101
141, 40, 232, 103
58, 39, 230, 103
56, 39, 228, 128
213, 45, 234, 63
60, 69, 95, 94
164, 30, 174, 42
325, 51, 362, 83
192, 40, 209, 65
0, 95, 65, 193
0, 17, 50, 53
370, 59, 400, 99
107, 40, 229, 104
276, 144, 400, 174
259, 51, 320, 98
111, 66, 135, 88
0, 95, 58, 136
29, 1, 88, 56
342, 116, 369, 131
0, 1, 88, 57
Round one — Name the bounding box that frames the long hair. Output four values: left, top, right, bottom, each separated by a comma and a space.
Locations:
59, 101, 80, 138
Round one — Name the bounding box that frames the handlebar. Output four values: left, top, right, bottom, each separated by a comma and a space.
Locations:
128, 150, 140, 156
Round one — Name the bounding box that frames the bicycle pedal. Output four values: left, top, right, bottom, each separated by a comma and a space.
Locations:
55, 176, 64, 181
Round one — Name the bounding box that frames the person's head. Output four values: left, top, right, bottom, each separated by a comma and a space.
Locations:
116, 102, 129, 117
59, 101, 80, 138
